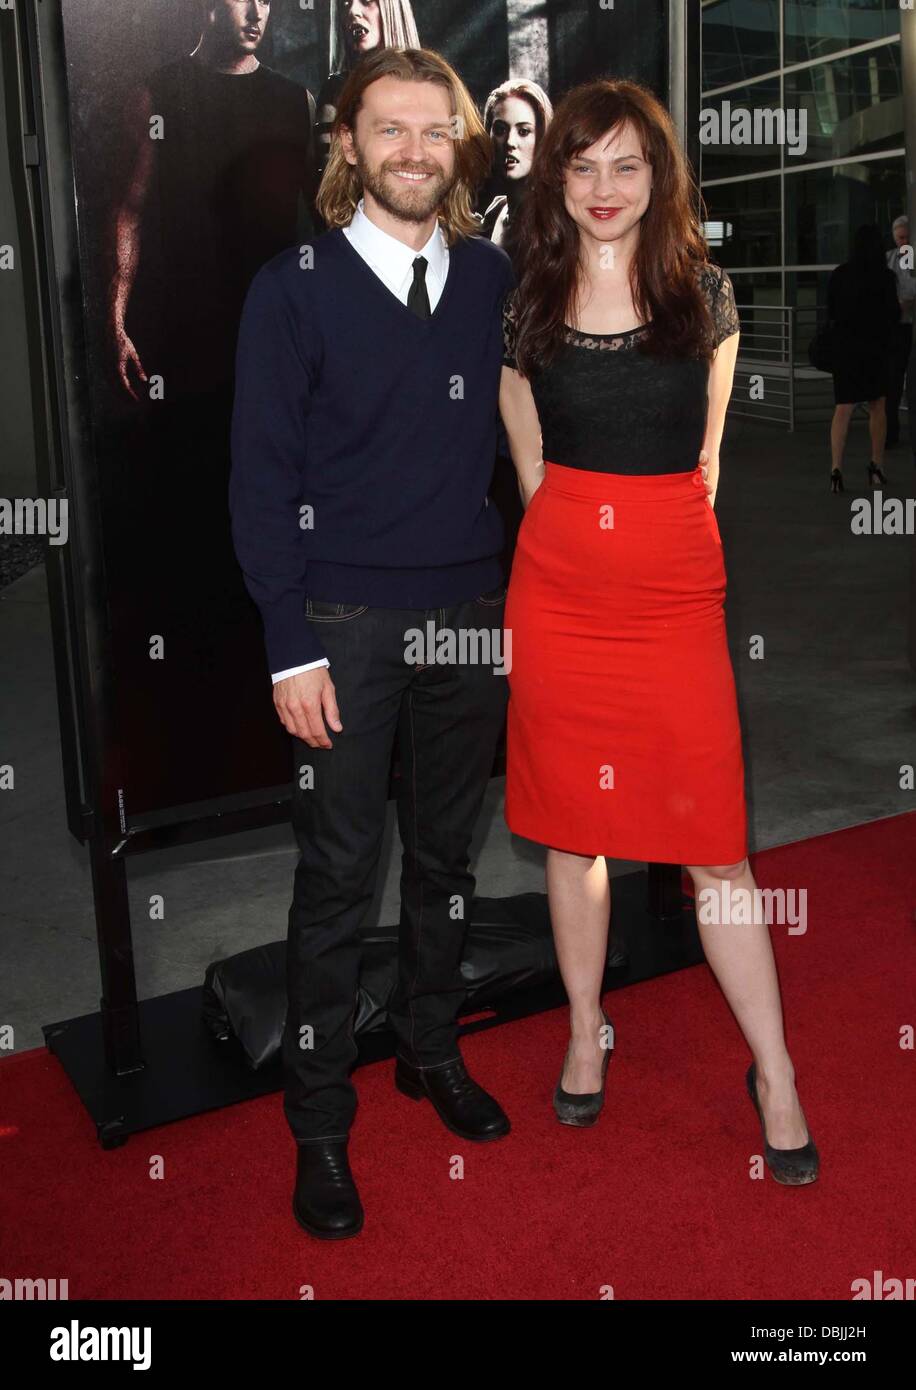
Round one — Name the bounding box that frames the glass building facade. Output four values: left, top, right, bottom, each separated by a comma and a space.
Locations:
700, 0, 906, 339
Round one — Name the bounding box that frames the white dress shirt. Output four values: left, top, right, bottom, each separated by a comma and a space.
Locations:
271, 200, 450, 684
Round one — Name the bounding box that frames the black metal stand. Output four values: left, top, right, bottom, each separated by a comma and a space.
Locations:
15, 0, 705, 1150
43, 859, 702, 1148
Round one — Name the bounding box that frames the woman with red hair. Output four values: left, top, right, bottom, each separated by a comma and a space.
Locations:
499, 79, 818, 1184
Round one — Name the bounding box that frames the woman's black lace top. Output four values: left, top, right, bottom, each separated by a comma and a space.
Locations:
502, 264, 740, 475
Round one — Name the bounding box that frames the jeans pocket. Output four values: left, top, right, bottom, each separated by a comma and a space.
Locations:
474, 584, 508, 607
304, 598, 369, 620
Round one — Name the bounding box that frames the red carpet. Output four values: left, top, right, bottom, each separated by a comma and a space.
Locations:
2, 812, 915, 1300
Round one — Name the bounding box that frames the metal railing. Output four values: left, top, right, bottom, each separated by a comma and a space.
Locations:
730, 304, 834, 431
730, 304, 796, 430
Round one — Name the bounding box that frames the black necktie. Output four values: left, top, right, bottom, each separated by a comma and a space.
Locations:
407, 255, 431, 320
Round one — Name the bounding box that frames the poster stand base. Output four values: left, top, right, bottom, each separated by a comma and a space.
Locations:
42, 870, 703, 1149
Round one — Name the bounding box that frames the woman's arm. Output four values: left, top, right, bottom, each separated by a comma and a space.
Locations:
701, 329, 740, 508
499, 364, 545, 508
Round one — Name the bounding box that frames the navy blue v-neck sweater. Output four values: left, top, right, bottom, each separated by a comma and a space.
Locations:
229, 227, 516, 672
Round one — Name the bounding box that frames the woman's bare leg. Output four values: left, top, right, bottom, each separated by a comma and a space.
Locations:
868, 397, 887, 467
830, 402, 854, 471
546, 847, 610, 1092
685, 857, 809, 1148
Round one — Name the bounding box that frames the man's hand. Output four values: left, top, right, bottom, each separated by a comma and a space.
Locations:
699, 449, 720, 507
273, 667, 342, 749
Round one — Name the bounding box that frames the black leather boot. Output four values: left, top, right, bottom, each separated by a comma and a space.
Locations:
292, 1139, 364, 1239
395, 1055, 510, 1141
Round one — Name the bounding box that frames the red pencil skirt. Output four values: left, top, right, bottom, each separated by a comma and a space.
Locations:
504, 461, 747, 864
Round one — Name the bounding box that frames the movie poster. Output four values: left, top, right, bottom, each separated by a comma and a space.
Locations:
57, 0, 668, 819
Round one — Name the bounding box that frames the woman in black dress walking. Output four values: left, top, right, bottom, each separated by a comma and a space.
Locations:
827, 224, 899, 492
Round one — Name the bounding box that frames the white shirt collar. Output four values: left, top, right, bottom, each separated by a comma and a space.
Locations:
344, 197, 448, 301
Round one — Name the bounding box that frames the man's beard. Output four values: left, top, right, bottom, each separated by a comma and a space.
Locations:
356, 150, 457, 224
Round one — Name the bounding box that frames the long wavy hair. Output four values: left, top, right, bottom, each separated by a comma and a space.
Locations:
512, 80, 715, 375
316, 47, 491, 243
328, 0, 421, 74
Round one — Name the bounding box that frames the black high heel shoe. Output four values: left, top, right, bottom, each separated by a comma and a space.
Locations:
867, 461, 887, 487
830, 468, 844, 493
746, 1063, 819, 1186
553, 1007, 613, 1127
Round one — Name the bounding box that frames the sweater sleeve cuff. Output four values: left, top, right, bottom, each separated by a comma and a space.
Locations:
263, 596, 329, 672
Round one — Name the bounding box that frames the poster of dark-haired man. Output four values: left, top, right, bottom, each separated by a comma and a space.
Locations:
111, 0, 318, 405
54, 0, 667, 819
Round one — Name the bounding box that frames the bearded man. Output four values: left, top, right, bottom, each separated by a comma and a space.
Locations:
230, 48, 515, 1240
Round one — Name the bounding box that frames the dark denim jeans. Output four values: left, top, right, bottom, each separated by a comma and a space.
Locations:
282, 590, 509, 1143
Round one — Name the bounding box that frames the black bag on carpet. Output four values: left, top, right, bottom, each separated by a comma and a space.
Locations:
202, 893, 627, 1070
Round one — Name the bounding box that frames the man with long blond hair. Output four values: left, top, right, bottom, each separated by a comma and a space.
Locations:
230, 47, 515, 1240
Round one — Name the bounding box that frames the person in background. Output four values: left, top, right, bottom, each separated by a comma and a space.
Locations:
827, 224, 899, 492
885, 213, 915, 448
